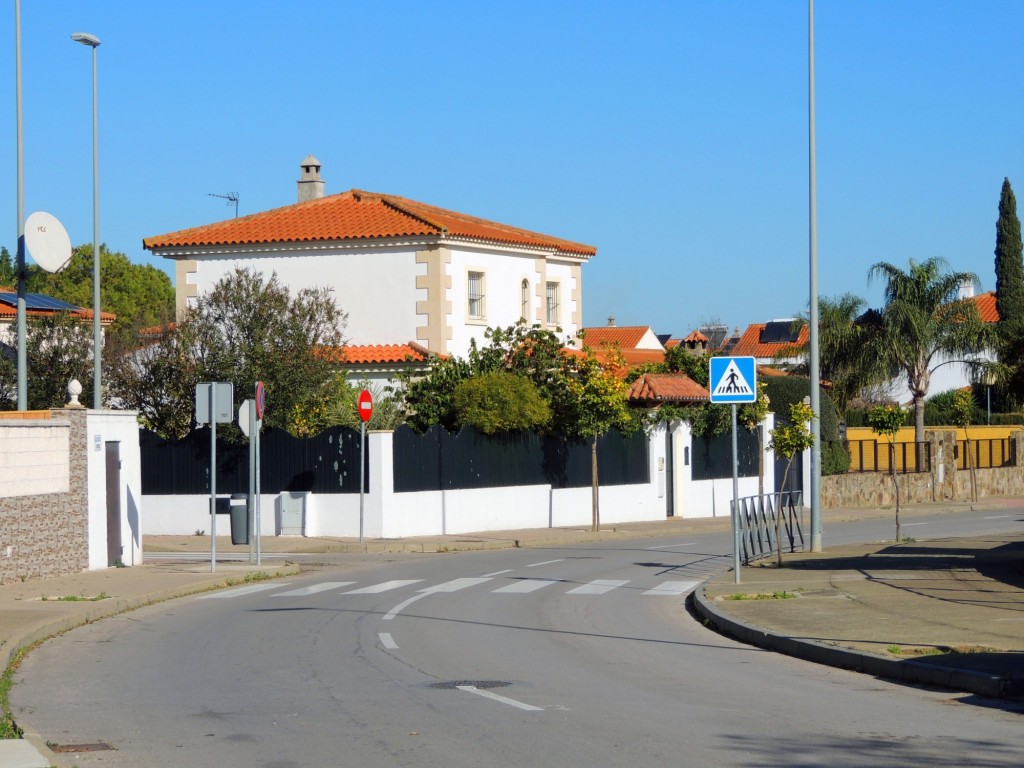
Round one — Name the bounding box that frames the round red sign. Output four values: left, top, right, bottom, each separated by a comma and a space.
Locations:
357, 389, 373, 423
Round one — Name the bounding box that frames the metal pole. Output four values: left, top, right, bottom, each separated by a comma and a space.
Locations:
90, 41, 101, 409
731, 404, 741, 584
15, 0, 26, 410
808, 0, 823, 552
256, 415, 262, 565
248, 399, 256, 564
359, 421, 366, 545
987, 386, 991, 425
210, 385, 217, 573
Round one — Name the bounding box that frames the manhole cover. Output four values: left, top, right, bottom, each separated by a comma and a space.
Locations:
51, 742, 114, 753
428, 680, 511, 690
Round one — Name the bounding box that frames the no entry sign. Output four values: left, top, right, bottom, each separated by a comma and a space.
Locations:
358, 389, 373, 423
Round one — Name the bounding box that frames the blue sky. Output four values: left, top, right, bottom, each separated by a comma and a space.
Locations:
2, 1, 1022, 339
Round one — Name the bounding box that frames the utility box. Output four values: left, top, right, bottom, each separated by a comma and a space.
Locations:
229, 493, 249, 545
276, 491, 306, 535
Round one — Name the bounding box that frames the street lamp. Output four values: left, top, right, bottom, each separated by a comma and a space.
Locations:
71, 31, 101, 409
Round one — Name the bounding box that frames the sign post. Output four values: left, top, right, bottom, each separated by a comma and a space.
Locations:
196, 382, 233, 573
254, 382, 264, 565
709, 357, 757, 585
357, 389, 373, 544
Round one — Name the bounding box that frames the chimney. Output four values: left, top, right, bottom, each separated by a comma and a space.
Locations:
607, 315, 616, 327
298, 154, 325, 202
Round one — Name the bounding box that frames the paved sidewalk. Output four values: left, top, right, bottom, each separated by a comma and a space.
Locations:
1, 501, 1022, 766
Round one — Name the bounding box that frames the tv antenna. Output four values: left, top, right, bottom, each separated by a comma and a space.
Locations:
209, 192, 239, 218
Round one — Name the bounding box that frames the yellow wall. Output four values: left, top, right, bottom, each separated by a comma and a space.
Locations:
845, 425, 1021, 443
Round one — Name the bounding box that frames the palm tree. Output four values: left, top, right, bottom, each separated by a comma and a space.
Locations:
868, 257, 992, 444
816, 293, 891, 415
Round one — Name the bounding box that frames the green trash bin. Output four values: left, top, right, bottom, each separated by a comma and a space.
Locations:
229, 493, 249, 545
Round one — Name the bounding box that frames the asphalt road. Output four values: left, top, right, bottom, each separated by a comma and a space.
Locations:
12, 512, 1024, 767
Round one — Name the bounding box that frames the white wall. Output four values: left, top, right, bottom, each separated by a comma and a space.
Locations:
0, 421, 69, 497
190, 246, 426, 347
85, 411, 144, 569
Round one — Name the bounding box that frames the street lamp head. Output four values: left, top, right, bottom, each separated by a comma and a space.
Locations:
71, 32, 101, 47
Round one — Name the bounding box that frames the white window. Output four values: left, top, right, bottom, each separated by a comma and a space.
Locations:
521, 279, 530, 321
545, 281, 559, 324
468, 271, 485, 319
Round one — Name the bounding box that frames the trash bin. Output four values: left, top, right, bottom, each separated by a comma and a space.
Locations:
229, 493, 249, 545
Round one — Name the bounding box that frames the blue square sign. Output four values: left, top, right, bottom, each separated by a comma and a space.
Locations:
709, 357, 757, 404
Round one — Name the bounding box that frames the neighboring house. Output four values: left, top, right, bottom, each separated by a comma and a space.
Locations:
143, 156, 595, 361
627, 372, 710, 407
0, 289, 115, 353
579, 322, 667, 370
729, 319, 808, 368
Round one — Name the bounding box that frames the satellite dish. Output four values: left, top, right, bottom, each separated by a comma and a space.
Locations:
24, 211, 73, 273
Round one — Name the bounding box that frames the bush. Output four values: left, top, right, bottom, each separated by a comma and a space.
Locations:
453, 372, 551, 434
822, 439, 851, 475
763, 376, 841, 439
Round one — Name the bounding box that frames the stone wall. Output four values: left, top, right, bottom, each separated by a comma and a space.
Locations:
0, 410, 89, 584
823, 429, 1024, 508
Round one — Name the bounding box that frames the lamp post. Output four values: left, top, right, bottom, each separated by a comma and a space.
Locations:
71, 31, 101, 409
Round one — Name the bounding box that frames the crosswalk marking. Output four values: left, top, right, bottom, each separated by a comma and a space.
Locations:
566, 579, 630, 595
196, 583, 286, 600
642, 580, 699, 596
418, 577, 492, 594
272, 581, 355, 597
343, 579, 423, 595
492, 579, 558, 594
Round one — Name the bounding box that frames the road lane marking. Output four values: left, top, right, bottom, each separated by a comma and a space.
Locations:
343, 580, 423, 594
526, 559, 563, 568
456, 685, 543, 711
566, 579, 629, 595
196, 583, 286, 600
273, 582, 355, 597
903, 522, 927, 527
482, 569, 513, 577
379, 632, 399, 649
642, 580, 699, 596
646, 543, 696, 549
492, 579, 558, 594
984, 515, 1009, 519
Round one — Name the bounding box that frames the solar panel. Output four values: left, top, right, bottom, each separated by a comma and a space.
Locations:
0, 291, 81, 311
759, 321, 801, 344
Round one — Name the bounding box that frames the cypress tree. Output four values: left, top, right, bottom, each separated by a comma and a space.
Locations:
995, 177, 1024, 344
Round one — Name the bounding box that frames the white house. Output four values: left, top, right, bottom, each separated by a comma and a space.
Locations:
143, 156, 596, 361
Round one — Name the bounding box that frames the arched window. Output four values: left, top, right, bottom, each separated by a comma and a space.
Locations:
521, 279, 530, 321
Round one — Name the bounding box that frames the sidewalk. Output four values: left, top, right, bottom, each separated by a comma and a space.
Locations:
1, 501, 1021, 767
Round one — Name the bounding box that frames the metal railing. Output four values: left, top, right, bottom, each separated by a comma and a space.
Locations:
955, 438, 1016, 470
845, 440, 931, 474
731, 491, 804, 563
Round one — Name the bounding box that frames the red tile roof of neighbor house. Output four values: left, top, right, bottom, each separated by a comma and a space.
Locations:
581, 326, 661, 350
628, 373, 710, 404
0, 289, 116, 323
317, 342, 435, 365
974, 291, 998, 323
142, 189, 596, 257
730, 323, 809, 359
684, 330, 708, 343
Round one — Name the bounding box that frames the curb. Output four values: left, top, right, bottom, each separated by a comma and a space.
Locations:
691, 583, 1017, 700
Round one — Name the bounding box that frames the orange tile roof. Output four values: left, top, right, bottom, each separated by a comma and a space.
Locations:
628, 373, 710, 404
0, 294, 115, 324
317, 342, 434, 365
683, 330, 708, 343
581, 326, 662, 350
143, 189, 596, 257
973, 291, 999, 323
730, 323, 808, 359
665, 338, 681, 349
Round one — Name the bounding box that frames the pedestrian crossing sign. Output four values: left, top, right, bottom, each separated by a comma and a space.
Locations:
709, 356, 757, 404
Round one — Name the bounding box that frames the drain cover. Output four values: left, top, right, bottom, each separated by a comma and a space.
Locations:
51, 742, 114, 753
428, 680, 511, 690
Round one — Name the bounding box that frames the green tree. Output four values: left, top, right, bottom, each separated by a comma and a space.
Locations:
106, 268, 346, 437
0, 246, 16, 287
869, 258, 992, 445
950, 389, 978, 503
767, 400, 814, 566
22, 312, 95, 409
815, 294, 890, 414
560, 350, 635, 532
455, 372, 551, 434
866, 404, 906, 541
739, 381, 770, 497
994, 178, 1024, 402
